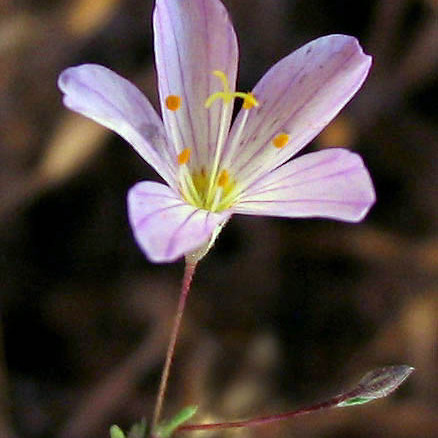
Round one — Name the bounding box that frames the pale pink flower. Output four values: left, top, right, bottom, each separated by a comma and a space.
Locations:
58, 0, 375, 263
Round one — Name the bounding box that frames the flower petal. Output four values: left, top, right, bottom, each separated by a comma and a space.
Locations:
233, 149, 375, 222
153, 0, 238, 169
58, 64, 176, 186
127, 181, 231, 262
224, 35, 372, 189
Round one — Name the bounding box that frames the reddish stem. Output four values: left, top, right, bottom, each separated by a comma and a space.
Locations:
176, 365, 415, 433
177, 394, 346, 433
151, 261, 197, 431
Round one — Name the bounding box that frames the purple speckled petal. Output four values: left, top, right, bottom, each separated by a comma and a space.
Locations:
127, 181, 231, 262
154, 0, 238, 169
233, 149, 376, 222
223, 35, 372, 190
58, 64, 176, 186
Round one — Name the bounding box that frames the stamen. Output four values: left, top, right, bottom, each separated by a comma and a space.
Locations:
204, 70, 260, 207
179, 164, 203, 206
243, 93, 258, 109
178, 148, 191, 165
166, 95, 182, 111
179, 177, 196, 206
272, 133, 290, 149
217, 169, 229, 187
164, 95, 184, 158
218, 186, 238, 210
210, 187, 223, 213
220, 100, 252, 171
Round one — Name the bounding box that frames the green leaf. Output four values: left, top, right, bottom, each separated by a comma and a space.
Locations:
155, 405, 198, 438
127, 418, 147, 438
337, 365, 414, 408
110, 425, 126, 438
338, 396, 374, 406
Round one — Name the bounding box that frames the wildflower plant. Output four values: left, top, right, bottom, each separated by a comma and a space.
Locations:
58, 0, 413, 436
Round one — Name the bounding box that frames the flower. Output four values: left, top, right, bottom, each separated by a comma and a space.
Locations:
58, 0, 375, 263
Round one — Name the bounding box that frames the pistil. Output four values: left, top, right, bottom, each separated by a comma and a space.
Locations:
168, 73, 262, 212
221, 96, 254, 170
204, 70, 258, 208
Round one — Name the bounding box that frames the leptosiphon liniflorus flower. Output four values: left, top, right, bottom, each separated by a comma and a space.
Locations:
58, 0, 375, 263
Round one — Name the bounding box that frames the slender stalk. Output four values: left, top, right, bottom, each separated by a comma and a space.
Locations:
176, 395, 344, 433
176, 365, 414, 434
152, 261, 198, 431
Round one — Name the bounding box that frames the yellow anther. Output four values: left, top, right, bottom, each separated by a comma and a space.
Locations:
217, 169, 229, 187
272, 133, 290, 149
177, 148, 191, 165
242, 92, 258, 109
205, 71, 259, 109
166, 95, 182, 111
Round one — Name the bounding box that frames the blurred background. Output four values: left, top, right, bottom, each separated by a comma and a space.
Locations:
0, 0, 437, 437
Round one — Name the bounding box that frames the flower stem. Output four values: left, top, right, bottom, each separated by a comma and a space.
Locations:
176, 396, 344, 433
175, 364, 415, 433
152, 261, 197, 431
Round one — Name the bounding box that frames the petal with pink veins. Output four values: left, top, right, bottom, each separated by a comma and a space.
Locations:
58, 64, 176, 186
233, 148, 376, 223
154, 0, 238, 169
127, 181, 231, 262
224, 35, 372, 189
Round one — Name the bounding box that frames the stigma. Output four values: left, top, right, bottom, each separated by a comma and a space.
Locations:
205, 70, 259, 109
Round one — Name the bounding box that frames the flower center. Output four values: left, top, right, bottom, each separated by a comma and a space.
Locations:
174, 160, 237, 212
201, 71, 258, 211
166, 71, 293, 212
169, 70, 259, 213
190, 167, 236, 211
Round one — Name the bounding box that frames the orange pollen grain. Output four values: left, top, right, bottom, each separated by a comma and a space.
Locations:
243, 93, 257, 110
165, 95, 182, 111
217, 169, 229, 187
177, 148, 191, 165
272, 133, 290, 149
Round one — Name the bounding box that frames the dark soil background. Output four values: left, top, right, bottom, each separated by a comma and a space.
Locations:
0, 1, 437, 437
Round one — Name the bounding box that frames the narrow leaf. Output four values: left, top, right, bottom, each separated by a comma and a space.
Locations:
127, 418, 147, 438
109, 425, 126, 438
337, 365, 414, 407
156, 406, 198, 438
